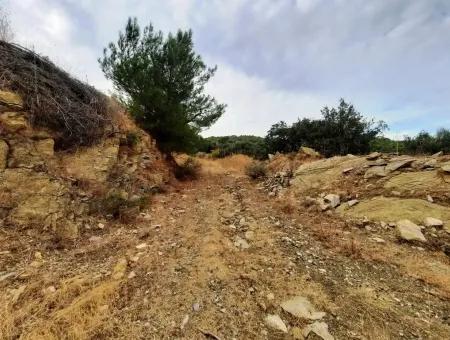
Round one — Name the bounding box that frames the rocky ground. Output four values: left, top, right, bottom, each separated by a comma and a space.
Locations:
1, 162, 449, 339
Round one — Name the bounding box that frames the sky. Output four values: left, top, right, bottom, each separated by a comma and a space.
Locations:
3, 0, 450, 139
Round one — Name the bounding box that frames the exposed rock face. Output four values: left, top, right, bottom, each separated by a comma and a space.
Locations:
0, 90, 169, 239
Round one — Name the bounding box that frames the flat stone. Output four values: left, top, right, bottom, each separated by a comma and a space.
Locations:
366, 152, 381, 160
303, 321, 334, 340
281, 296, 325, 320
423, 217, 443, 228
342, 167, 354, 174
385, 158, 415, 172
396, 219, 426, 242
264, 314, 288, 333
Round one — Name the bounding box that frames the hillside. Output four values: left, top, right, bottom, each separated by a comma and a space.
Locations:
0, 41, 449, 340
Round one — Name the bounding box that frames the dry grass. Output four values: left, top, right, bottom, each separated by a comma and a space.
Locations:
176, 154, 253, 176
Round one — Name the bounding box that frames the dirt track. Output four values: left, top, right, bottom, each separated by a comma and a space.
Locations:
1, 172, 450, 339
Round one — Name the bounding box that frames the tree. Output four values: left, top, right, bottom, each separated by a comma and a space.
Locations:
99, 17, 225, 155
0, 6, 13, 42
265, 99, 386, 156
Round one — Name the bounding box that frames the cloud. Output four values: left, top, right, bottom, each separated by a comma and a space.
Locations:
4, 0, 450, 137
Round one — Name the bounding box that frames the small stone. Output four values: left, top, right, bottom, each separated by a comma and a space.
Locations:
396, 219, 427, 242
281, 296, 325, 320
98, 223, 105, 229
45, 286, 56, 294
192, 302, 201, 312
372, 237, 386, 244
264, 314, 288, 333
89, 236, 102, 243
426, 195, 434, 203
423, 217, 443, 228
342, 167, 354, 174
267, 292, 275, 300
391, 191, 401, 197
135, 243, 148, 250
244, 230, 255, 241
234, 236, 250, 250
324, 194, 340, 208
180, 314, 189, 330
127, 271, 136, 279
34, 251, 43, 260
303, 321, 334, 340
347, 199, 359, 207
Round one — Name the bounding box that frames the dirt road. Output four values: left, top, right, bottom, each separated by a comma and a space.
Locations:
1, 172, 449, 339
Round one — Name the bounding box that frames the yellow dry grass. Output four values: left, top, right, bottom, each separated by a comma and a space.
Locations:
176, 154, 253, 176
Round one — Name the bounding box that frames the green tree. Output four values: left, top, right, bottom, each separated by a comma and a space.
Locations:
99, 18, 225, 156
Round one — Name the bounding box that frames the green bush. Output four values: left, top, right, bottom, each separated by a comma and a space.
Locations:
91, 193, 149, 219
175, 157, 201, 180
245, 161, 267, 179
125, 131, 140, 147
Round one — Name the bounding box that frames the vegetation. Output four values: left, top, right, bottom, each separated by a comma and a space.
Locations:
245, 161, 267, 179
265, 99, 386, 157
99, 17, 225, 155
198, 135, 267, 159
175, 157, 201, 180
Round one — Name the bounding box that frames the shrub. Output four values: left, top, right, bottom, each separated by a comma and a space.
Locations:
175, 157, 201, 180
245, 161, 267, 179
125, 131, 140, 147
91, 193, 149, 220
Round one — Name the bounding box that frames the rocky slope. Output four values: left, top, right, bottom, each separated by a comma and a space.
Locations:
0, 89, 169, 240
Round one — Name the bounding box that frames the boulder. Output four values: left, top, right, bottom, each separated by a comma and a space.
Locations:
432, 151, 443, 158
396, 219, 426, 242
0, 139, 8, 170
281, 296, 325, 320
423, 217, 443, 228
0, 90, 23, 110
264, 314, 287, 333
441, 163, 450, 173
324, 194, 340, 208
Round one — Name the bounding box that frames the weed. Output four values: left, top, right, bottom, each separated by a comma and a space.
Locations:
245, 161, 267, 179
175, 157, 201, 180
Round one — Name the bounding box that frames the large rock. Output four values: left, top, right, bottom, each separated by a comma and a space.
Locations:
396, 219, 426, 242
281, 296, 326, 320
324, 194, 340, 208
0, 90, 23, 110
423, 217, 443, 228
299, 146, 320, 157
0, 139, 8, 170
364, 166, 387, 179
366, 152, 381, 160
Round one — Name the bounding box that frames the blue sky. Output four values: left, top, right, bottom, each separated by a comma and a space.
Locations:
4, 0, 450, 139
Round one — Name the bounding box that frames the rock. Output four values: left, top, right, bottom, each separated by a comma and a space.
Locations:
281, 296, 326, 320
364, 166, 387, 179
89, 236, 102, 243
112, 258, 128, 279
442, 164, 450, 173
180, 314, 189, 330
347, 199, 359, 207
385, 158, 415, 173
0, 91, 23, 109
127, 271, 136, 279
264, 314, 288, 333
135, 243, 148, 250
303, 321, 334, 340
423, 217, 443, 228
98, 222, 105, 229
300, 146, 320, 157
0, 139, 8, 171
267, 292, 275, 300
234, 236, 250, 250
366, 152, 381, 160
244, 230, 255, 241
192, 302, 201, 312
372, 237, 386, 243
426, 195, 434, 203
316, 198, 330, 211
342, 167, 354, 174
432, 151, 443, 158
423, 159, 437, 168
324, 194, 340, 208
44, 286, 57, 294
0, 111, 29, 132
10, 285, 26, 304
367, 159, 387, 166
396, 219, 427, 242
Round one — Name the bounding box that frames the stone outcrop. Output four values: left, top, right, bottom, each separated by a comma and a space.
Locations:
0, 90, 169, 239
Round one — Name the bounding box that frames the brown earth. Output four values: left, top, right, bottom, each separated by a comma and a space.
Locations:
1, 160, 449, 339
